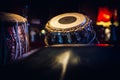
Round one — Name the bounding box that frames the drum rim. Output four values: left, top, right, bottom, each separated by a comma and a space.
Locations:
0, 12, 27, 23
48, 13, 86, 28
46, 15, 91, 33
45, 12, 91, 33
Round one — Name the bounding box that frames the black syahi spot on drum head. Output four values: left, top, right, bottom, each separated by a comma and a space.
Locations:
59, 16, 77, 24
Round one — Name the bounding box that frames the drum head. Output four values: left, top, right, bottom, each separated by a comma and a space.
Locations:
50, 12, 86, 29
0, 12, 27, 22
45, 12, 90, 32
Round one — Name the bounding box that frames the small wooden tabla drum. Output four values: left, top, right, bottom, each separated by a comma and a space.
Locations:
0, 12, 29, 64
45, 12, 97, 46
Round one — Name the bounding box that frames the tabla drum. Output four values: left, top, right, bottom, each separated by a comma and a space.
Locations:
45, 12, 98, 46
0, 12, 29, 64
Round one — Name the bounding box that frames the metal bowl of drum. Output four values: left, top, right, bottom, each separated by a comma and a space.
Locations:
45, 12, 97, 46
0, 12, 29, 64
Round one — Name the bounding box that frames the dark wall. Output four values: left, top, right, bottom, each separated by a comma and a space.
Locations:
0, 0, 119, 24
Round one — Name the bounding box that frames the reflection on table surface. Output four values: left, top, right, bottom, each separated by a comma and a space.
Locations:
0, 44, 120, 80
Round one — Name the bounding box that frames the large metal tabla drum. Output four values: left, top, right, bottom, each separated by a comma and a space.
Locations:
0, 12, 29, 64
45, 12, 97, 46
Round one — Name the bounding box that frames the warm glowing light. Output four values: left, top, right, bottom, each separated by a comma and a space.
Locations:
96, 7, 113, 27
113, 9, 118, 21
95, 44, 110, 47
105, 28, 110, 33
41, 29, 46, 34
55, 50, 71, 80
113, 21, 119, 27
52, 50, 80, 80
97, 7, 112, 22
103, 14, 110, 19
105, 28, 111, 41
96, 21, 112, 27
114, 9, 117, 17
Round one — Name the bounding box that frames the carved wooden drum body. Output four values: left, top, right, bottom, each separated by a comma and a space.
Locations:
0, 12, 29, 64
45, 12, 97, 45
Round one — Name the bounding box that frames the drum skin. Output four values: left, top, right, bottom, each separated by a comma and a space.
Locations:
46, 12, 90, 33
45, 12, 97, 45
0, 12, 29, 64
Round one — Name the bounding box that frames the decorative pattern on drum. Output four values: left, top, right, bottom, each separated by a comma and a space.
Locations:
0, 12, 29, 63
45, 12, 97, 45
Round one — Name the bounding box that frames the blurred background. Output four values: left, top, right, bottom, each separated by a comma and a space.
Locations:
0, 0, 120, 49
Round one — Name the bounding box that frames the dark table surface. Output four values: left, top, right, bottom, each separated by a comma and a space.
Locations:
0, 45, 120, 80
